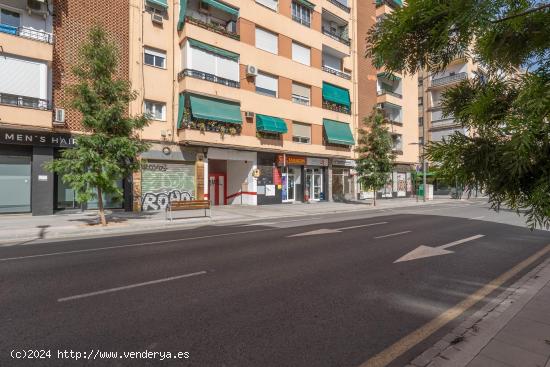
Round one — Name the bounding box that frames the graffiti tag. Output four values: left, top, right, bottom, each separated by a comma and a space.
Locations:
141, 190, 194, 211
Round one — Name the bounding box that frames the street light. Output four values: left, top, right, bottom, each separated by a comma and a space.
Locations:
410, 141, 427, 202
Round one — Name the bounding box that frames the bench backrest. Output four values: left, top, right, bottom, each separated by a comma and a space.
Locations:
169, 200, 210, 209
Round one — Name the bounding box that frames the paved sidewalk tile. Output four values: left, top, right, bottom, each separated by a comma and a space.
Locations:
468, 354, 511, 367
477, 339, 548, 367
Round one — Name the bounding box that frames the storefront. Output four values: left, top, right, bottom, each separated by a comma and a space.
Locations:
139, 144, 197, 211
275, 154, 328, 203
359, 164, 414, 199
331, 158, 356, 201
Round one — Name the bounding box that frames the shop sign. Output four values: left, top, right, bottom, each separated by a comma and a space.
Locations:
332, 158, 356, 167
0, 128, 76, 148
276, 154, 306, 166
306, 157, 329, 167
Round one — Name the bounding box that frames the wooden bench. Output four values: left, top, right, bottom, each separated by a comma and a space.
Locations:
166, 200, 211, 221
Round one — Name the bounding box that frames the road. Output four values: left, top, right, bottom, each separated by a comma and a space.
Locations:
1, 200, 549, 367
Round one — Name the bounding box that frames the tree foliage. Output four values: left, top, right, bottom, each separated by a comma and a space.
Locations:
355, 109, 396, 205
367, 0, 550, 228
46, 26, 150, 225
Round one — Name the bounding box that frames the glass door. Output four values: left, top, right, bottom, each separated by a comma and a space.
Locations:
305, 168, 323, 201
0, 156, 31, 213
282, 167, 296, 202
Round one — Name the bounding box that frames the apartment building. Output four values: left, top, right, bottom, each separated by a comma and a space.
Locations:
361, 0, 418, 199
130, 0, 363, 211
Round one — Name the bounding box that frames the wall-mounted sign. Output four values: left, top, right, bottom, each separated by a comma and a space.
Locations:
265, 185, 275, 197
306, 157, 329, 167
276, 154, 307, 166
332, 158, 356, 167
252, 168, 261, 178
38, 175, 48, 181
0, 128, 76, 148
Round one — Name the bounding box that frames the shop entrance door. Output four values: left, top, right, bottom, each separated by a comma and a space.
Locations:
209, 173, 226, 206
0, 156, 31, 213
305, 168, 323, 201
282, 169, 296, 202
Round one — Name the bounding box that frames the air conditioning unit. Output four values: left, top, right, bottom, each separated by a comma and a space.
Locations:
245, 111, 255, 119
246, 65, 258, 77
151, 13, 163, 24
27, 0, 47, 16
53, 108, 65, 124
226, 21, 237, 34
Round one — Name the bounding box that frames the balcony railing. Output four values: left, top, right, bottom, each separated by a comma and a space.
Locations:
185, 16, 240, 41
292, 94, 310, 106
322, 65, 351, 80
327, 0, 351, 13
0, 93, 50, 110
178, 69, 240, 88
0, 24, 54, 44
431, 72, 468, 87
431, 117, 458, 129
377, 89, 402, 99
322, 27, 350, 46
292, 15, 311, 27
323, 100, 351, 115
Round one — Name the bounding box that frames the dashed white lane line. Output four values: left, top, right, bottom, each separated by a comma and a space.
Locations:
243, 217, 323, 226
57, 271, 207, 302
470, 216, 486, 220
374, 231, 412, 239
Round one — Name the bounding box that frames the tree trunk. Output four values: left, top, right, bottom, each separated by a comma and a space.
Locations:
373, 190, 376, 206
96, 186, 107, 226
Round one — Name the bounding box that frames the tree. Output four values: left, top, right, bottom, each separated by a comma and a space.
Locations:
355, 108, 396, 206
47, 26, 150, 226
367, 0, 550, 228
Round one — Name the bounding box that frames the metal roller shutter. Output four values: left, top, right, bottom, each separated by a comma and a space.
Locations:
141, 161, 195, 211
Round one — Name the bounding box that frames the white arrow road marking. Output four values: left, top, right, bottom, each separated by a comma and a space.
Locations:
394, 234, 485, 263
374, 231, 412, 239
288, 222, 388, 237
58, 271, 207, 302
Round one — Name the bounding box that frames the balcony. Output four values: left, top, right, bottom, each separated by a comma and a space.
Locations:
378, 103, 402, 125
376, 0, 403, 8
178, 69, 240, 88
323, 100, 351, 115
322, 27, 350, 46
327, 0, 350, 13
185, 16, 239, 40
0, 24, 53, 44
431, 72, 468, 88
377, 89, 402, 99
0, 93, 50, 110
430, 117, 459, 130
322, 65, 351, 80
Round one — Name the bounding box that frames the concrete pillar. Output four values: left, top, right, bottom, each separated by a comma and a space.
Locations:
327, 162, 333, 202
31, 146, 54, 216
132, 170, 142, 212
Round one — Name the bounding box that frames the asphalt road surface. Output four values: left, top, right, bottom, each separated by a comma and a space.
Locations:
1, 201, 549, 367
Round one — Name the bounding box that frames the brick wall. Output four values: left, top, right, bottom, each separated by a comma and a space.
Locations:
356, 0, 377, 126
52, 0, 130, 131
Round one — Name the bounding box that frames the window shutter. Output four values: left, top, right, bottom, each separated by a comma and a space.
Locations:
256, 72, 278, 94
0, 56, 46, 99
293, 122, 311, 139
292, 83, 310, 99
292, 42, 310, 65
255, 28, 278, 54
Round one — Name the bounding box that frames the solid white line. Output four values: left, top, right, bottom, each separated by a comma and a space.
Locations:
439, 234, 485, 250
469, 216, 485, 220
374, 230, 412, 239
0, 229, 274, 262
338, 222, 388, 230
57, 271, 207, 302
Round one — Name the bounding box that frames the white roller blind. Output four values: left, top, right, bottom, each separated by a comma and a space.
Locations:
323, 53, 341, 71
255, 27, 278, 54
0, 56, 47, 99
256, 72, 278, 94
256, 0, 278, 11
187, 42, 239, 81
292, 82, 310, 99
293, 122, 311, 138
292, 42, 310, 66
216, 56, 239, 81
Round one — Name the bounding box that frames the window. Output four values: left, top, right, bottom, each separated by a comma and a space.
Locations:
256, 72, 278, 97
392, 134, 403, 152
292, 2, 311, 27
255, 0, 278, 11
144, 48, 166, 69
419, 137, 424, 145
144, 100, 166, 121
0, 55, 48, 102
0, 9, 20, 28
418, 117, 424, 126
292, 42, 311, 66
184, 41, 240, 82
322, 52, 342, 71
418, 97, 423, 106
291, 82, 310, 105
255, 27, 278, 54
292, 122, 311, 144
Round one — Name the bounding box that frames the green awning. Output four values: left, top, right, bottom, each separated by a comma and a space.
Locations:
188, 39, 239, 61
379, 101, 401, 110
202, 0, 239, 16
377, 72, 401, 81
322, 82, 351, 108
323, 119, 355, 145
177, 93, 185, 128
256, 114, 288, 134
189, 95, 242, 124
295, 0, 315, 9
146, 0, 168, 8
177, 0, 188, 31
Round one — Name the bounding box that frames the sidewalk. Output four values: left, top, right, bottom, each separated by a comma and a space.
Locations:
409, 255, 550, 367
0, 197, 459, 244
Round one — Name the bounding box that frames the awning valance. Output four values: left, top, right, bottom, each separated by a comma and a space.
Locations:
187, 39, 239, 61
189, 95, 242, 124
177, 0, 188, 31
322, 82, 351, 108
256, 114, 288, 134
146, 0, 168, 8
201, 0, 239, 16
323, 119, 354, 145
377, 72, 401, 81
295, 0, 315, 9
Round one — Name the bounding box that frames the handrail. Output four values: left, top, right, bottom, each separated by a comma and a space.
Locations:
0, 92, 51, 110
322, 66, 351, 80
0, 24, 54, 44
431, 72, 468, 87
178, 69, 240, 88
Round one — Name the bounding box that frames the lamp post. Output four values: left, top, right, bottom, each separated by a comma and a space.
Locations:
410, 141, 427, 202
